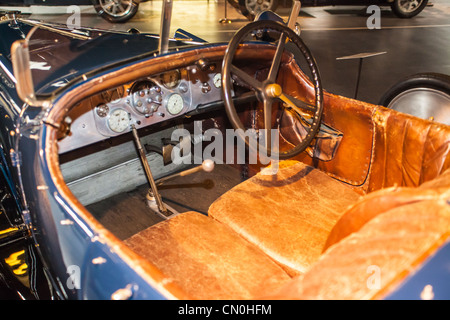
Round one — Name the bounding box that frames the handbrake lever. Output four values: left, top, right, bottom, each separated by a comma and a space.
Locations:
155, 159, 215, 186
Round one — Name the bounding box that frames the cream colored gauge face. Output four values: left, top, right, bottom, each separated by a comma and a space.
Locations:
166, 93, 184, 115
108, 109, 130, 133
161, 70, 181, 89
213, 73, 222, 88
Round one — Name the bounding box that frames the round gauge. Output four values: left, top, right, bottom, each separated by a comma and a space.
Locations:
162, 70, 181, 89
213, 73, 222, 88
166, 94, 184, 115
129, 80, 155, 94
108, 109, 130, 133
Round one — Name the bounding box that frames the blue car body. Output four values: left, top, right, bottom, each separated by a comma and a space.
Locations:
0, 16, 197, 300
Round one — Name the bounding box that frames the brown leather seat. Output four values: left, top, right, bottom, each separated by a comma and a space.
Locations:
264, 198, 450, 300
324, 168, 450, 251
124, 164, 450, 299
124, 211, 291, 300
367, 107, 450, 191
208, 161, 361, 275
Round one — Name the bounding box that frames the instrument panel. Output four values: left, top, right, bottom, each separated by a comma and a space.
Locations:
93, 65, 221, 136
58, 62, 224, 154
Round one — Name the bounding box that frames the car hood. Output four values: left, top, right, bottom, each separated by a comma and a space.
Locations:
0, 19, 197, 97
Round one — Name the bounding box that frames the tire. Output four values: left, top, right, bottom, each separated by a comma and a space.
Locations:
93, 0, 139, 23
379, 73, 450, 125
391, 0, 428, 18
245, 0, 279, 16
234, 0, 279, 20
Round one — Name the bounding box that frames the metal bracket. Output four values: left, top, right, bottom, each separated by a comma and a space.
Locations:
336, 51, 387, 99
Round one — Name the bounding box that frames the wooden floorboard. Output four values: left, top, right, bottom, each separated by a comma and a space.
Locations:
87, 164, 244, 240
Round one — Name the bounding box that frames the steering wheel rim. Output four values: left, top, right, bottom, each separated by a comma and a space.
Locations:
221, 20, 323, 160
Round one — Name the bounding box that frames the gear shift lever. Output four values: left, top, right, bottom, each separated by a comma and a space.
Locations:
131, 124, 168, 214
131, 123, 216, 219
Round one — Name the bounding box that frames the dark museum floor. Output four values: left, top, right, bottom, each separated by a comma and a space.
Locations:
3, 0, 449, 105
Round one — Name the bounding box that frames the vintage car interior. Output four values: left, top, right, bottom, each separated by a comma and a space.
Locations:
42, 19, 450, 300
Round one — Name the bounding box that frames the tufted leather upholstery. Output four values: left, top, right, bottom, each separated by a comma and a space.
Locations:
208, 161, 361, 276
367, 107, 450, 191
288, 91, 450, 193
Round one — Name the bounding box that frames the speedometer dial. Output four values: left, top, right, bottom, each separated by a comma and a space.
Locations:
108, 109, 130, 133
166, 94, 184, 115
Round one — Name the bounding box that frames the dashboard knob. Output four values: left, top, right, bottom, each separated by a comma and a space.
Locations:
202, 159, 215, 172
201, 83, 211, 93
179, 82, 188, 93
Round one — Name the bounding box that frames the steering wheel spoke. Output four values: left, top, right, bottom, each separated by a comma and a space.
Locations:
230, 65, 263, 91
280, 93, 316, 113
263, 98, 273, 152
268, 33, 287, 83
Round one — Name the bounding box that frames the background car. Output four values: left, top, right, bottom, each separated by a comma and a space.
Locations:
379, 73, 450, 126
228, 0, 429, 20
0, 0, 145, 23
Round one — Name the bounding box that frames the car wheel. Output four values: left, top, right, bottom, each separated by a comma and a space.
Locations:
391, 0, 428, 18
379, 73, 450, 125
93, 0, 139, 23
245, 0, 279, 17
232, 0, 278, 20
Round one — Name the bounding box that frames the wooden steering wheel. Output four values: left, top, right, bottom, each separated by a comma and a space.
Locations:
221, 20, 324, 159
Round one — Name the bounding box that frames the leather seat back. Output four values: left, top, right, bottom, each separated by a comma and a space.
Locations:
368, 107, 450, 192
293, 101, 450, 194
263, 198, 450, 300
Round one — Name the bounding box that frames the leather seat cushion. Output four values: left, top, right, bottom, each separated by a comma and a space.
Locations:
263, 199, 450, 299
208, 161, 361, 276
124, 211, 291, 300
324, 168, 450, 251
